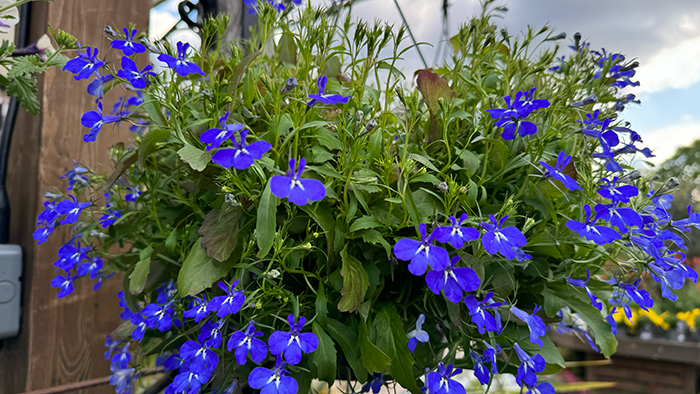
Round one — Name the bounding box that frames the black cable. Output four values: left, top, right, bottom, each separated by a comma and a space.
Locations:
0, 2, 32, 245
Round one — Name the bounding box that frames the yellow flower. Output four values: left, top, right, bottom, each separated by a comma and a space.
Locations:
613, 307, 638, 328
677, 309, 700, 331
640, 309, 669, 330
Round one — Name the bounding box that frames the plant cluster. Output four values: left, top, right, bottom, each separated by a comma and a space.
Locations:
34, 1, 700, 394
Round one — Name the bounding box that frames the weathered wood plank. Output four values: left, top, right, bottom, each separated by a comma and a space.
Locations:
0, 1, 149, 393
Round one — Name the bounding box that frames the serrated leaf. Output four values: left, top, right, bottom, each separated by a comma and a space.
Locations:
324, 318, 368, 381
177, 144, 211, 172
360, 229, 391, 256
349, 215, 382, 232
256, 182, 277, 258
338, 245, 370, 313
359, 319, 391, 374
177, 238, 235, 297
8, 55, 45, 78
312, 322, 337, 386
198, 205, 242, 262
129, 246, 153, 294
7, 74, 39, 114
374, 306, 421, 393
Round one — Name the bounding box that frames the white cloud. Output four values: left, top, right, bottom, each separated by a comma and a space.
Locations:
634, 35, 700, 94
641, 121, 700, 165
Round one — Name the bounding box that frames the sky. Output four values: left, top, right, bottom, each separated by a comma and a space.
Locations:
150, 0, 700, 166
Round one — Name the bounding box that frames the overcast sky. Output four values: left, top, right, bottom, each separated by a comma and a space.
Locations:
152, 0, 700, 165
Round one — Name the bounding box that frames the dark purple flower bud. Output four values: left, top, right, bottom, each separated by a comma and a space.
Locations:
280, 77, 298, 93
618, 170, 641, 184
571, 94, 597, 107
104, 25, 119, 37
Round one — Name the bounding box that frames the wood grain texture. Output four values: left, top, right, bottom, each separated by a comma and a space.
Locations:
0, 1, 149, 393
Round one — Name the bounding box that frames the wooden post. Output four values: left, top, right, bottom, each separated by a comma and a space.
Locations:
0, 1, 150, 393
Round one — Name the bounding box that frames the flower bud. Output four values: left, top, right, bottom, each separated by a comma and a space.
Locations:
459, 186, 468, 194
618, 170, 641, 184
360, 118, 377, 136
140, 36, 159, 53
225, 193, 241, 207
571, 94, 597, 107
280, 77, 298, 93
104, 25, 119, 37
202, 88, 214, 101
659, 177, 680, 195
438, 182, 448, 192
45, 192, 62, 199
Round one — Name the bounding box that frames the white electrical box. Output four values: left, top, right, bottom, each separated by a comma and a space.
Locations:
0, 244, 21, 339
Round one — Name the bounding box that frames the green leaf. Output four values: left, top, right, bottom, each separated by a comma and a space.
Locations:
232, 51, 261, 96
142, 93, 166, 126
278, 31, 297, 65
48, 24, 78, 48
7, 74, 39, 114
349, 215, 382, 232
315, 282, 328, 324
542, 287, 617, 357
359, 319, 391, 374
459, 150, 481, 175
8, 55, 45, 78
177, 144, 211, 172
324, 318, 368, 381
177, 238, 235, 297
359, 229, 391, 256
138, 129, 169, 168
312, 322, 337, 385
416, 69, 456, 114
337, 245, 369, 313
374, 306, 421, 393
102, 150, 138, 193
321, 56, 342, 79
129, 246, 153, 294
256, 182, 277, 258
301, 204, 336, 264
165, 229, 178, 253
198, 205, 242, 262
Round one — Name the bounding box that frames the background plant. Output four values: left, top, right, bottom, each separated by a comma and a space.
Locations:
35, 1, 700, 393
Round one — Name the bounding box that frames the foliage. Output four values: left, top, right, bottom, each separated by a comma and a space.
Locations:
36, 1, 700, 393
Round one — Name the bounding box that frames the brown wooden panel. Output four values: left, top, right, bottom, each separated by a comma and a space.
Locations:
0, 1, 149, 393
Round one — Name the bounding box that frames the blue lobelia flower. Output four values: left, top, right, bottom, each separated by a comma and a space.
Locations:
56, 195, 91, 225
464, 292, 503, 334
565, 270, 603, 310
51, 274, 75, 298
406, 314, 429, 353
212, 129, 271, 170
525, 382, 556, 394
81, 102, 122, 142
598, 177, 638, 203
33, 224, 53, 245
609, 278, 654, 318
78, 255, 103, 279
111, 342, 131, 368
199, 112, 244, 151
111, 28, 146, 56
180, 339, 219, 373
109, 363, 135, 394
248, 356, 298, 394
672, 205, 700, 232
104, 336, 123, 361
207, 281, 245, 318
129, 313, 147, 342
656, 249, 698, 283
470, 348, 498, 386
513, 343, 545, 387
63, 44, 105, 80
157, 42, 205, 77
117, 56, 156, 90
125, 186, 141, 202
518, 88, 550, 117
425, 256, 481, 303
426, 362, 466, 394
37, 200, 60, 226
394, 223, 450, 275
539, 152, 581, 191
594, 203, 642, 234
649, 263, 684, 302
510, 305, 547, 348
566, 205, 621, 245
480, 215, 527, 260
270, 158, 326, 206
61, 162, 89, 189
55, 240, 90, 271
227, 320, 267, 365
307, 76, 351, 107
172, 365, 211, 394
183, 296, 210, 323
485, 90, 546, 140
433, 213, 480, 248
87, 73, 114, 102
142, 302, 175, 332
198, 320, 224, 348
362, 373, 384, 393
99, 208, 122, 228
155, 279, 178, 304
269, 315, 319, 365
